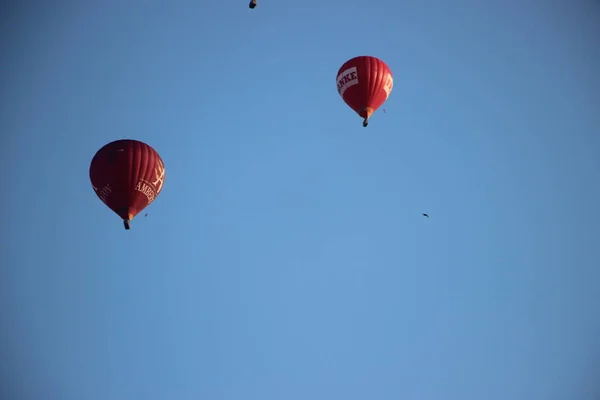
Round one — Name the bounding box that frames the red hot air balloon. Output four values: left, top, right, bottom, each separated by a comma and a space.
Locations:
89, 139, 165, 230
336, 56, 393, 127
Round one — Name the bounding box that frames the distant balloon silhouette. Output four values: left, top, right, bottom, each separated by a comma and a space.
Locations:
336, 56, 393, 127
89, 139, 165, 229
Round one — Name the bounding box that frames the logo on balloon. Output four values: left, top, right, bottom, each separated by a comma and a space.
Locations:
95, 184, 112, 203
383, 73, 393, 99
135, 181, 156, 203
152, 159, 165, 193
134, 159, 165, 205
337, 67, 358, 97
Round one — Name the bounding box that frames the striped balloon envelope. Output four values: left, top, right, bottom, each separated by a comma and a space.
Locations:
336, 56, 393, 127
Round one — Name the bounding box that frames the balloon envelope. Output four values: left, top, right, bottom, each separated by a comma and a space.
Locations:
89, 139, 165, 229
336, 56, 393, 126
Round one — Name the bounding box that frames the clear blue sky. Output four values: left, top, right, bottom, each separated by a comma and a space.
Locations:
1, 1, 599, 399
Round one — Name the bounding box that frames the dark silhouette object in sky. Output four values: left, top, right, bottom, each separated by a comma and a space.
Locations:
249, 0, 257, 8
422, 213, 429, 218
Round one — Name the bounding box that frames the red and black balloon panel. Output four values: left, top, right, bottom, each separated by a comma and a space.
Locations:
89, 139, 165, 229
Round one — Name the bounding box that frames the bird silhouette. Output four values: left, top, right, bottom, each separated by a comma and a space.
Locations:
422, 213, 429, 218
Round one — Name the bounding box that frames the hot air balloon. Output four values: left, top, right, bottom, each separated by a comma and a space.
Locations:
89, 139, 165, 230
336, 56, 393, 127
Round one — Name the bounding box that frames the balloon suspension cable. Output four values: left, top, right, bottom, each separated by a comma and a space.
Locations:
123, 220, 130, 230
363, 118, 369, 127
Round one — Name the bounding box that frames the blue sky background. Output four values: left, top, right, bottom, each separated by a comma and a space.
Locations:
1, 1, 599, 399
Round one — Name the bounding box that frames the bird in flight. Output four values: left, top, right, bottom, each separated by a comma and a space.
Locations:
422, 213, 429, 218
